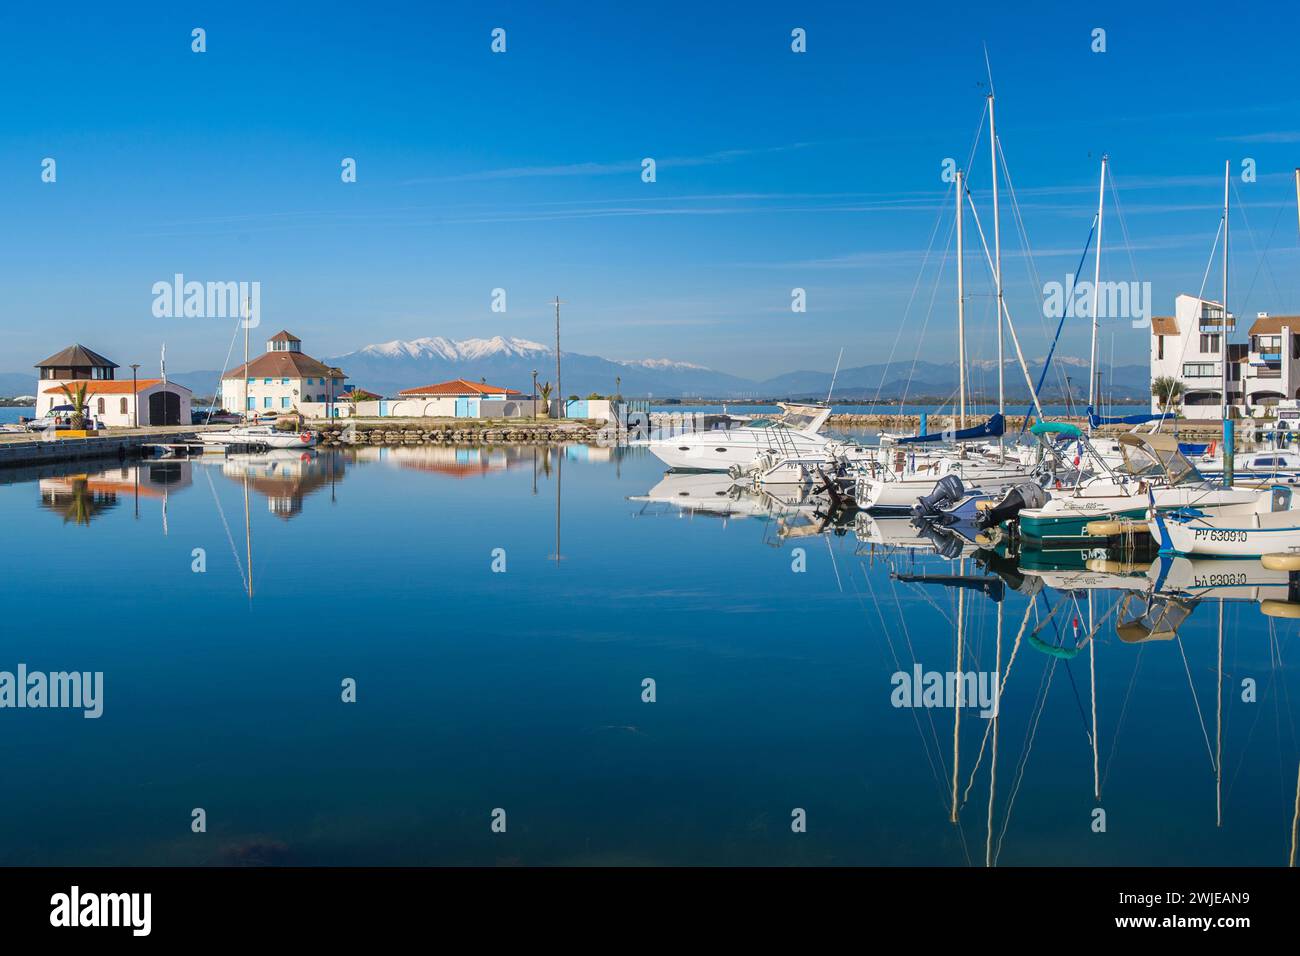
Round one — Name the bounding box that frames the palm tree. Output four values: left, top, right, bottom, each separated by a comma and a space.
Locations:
538, 381, 553, 419
59, 382, 89, 430
1151, 376, 1185, 416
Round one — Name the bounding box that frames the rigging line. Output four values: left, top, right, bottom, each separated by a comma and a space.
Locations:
960, 184, 1045, 415
1157, 217, 1225, 431
209, 313, 247, 416
961, 598, 1035, 806
1046, 606, 1094, 744
857, 564, 950, 807
887, 570, 957, 789
1226, 663, 1277, 803
203, 465, 248, 594
1176, 633, 1218, 772
899, 214, 957, 411
1015, 213, 1097, 435
869, 178, 953, 414
995, 136, 1072, 401
996, 652, 1059, 863
1231, 176, 1287, 311
1102, 636, 1145, 791
887, 98, 988, 415
1106, 165, 1144, 288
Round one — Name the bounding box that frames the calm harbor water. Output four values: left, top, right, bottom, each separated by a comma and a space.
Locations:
1, 444, 1297, 866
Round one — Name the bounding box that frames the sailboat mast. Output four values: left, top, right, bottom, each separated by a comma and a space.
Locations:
989, 94, 1004, 460
956, 169, 967, 430
243, 296, 250, 423
1294, 168, 1300, 238
1221, 161, 1230, 422
1088, 156, 1107, 425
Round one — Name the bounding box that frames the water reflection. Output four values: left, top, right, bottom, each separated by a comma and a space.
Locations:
3, 444, 1298, 865
633, 467, 1300, 866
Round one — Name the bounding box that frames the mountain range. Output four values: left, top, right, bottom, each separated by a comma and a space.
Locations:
0, 334, 1150, 402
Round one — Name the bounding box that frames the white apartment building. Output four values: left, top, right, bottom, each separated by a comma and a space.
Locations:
1150, 294, 1300, 418
1149, 294, 1242, 419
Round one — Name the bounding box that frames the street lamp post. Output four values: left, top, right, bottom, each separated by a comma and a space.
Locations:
129, 363, 141, 428
532, 370, 538, 420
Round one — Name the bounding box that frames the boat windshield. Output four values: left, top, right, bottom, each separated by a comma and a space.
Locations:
1118, 435, 1202, 485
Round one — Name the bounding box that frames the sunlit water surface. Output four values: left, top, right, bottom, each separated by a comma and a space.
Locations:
0, 444, 1297, 866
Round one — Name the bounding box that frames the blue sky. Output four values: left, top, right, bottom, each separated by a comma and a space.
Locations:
2, 1, 1299, 379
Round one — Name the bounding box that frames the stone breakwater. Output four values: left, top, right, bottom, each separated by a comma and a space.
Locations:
316, 421, 604, 445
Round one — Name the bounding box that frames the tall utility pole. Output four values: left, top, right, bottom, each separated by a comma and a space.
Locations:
129, 364, 140, 428
532, 369, 538, 419
553, 296, 563, 418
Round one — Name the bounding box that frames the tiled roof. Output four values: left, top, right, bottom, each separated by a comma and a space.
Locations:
397, 378, 521, 396
34, 344, 119, 369
41, 378, 190, 395
1248, 315, 1300, 335
1151, 316, 1178, 336
268, 330, 301, 342
223, 351, 341, 379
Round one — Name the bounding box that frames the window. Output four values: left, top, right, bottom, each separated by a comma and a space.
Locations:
1200, 333, 1220, 354
97, 397, 105, 414
264, 377, 272, 384
281, 397, 290, 409
282, 377, 290, 385
1183, 363, 1217, 378
120, 398, 128, 414
247, 377, 255, 384
247, 397, 255, 410
263, 397, 272, 408
1157, 336, 1164, 360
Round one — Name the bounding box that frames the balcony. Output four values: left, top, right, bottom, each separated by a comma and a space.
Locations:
1249, 349, 1282, 367
1198, 308, 1235, 333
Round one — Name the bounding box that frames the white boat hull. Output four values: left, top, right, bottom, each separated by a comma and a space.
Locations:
203, 427, 318, 449
1156, 509, 1300, 558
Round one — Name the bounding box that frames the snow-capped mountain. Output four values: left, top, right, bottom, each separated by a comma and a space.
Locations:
322, 334, 1152, 400
356, 335, 550, 363
327, 336, 752, 397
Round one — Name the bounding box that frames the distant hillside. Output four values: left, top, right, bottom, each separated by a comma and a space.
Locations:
0, 336, 1152, 404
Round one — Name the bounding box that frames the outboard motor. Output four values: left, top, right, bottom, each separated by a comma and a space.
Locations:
912, 474, 966, 520
975, 481, 1048, 531
914, 522, 967, 560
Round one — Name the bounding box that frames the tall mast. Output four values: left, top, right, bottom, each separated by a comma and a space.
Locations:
956, 169, 967, 430
1088, 156, 1107, 425
1221, 161, 1230, 422
1294, 168, 1300, 238
554, 296, 563, 416
243, 296, 250, 423
989, 93, 1004, 460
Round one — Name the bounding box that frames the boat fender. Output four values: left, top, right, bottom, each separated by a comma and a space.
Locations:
1261, 552, 1300, 573
1085, 519, 1149, 537
1259, 599, 1300, 620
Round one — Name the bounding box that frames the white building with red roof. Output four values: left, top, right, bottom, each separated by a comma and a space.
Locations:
390, 378, 527, 418
220, 330, 347, 416
35, 343, 192, 426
